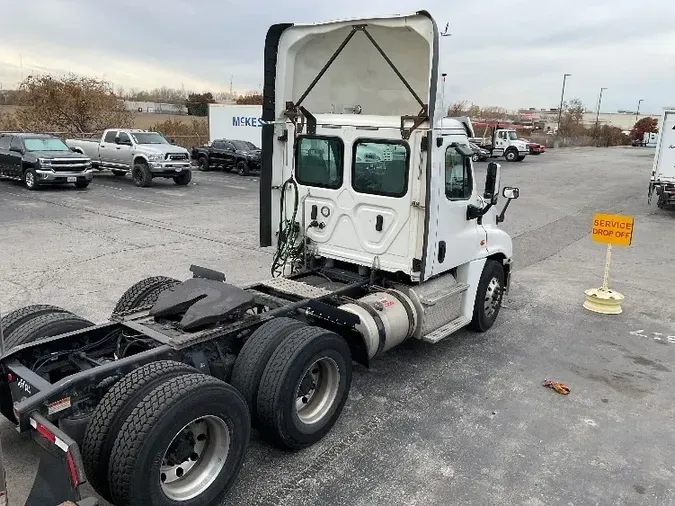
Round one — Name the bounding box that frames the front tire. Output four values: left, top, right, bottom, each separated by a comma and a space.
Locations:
469, 259, 505, 332
504, 149, 518, 162
82, 360, 198, 502
24, 168, 39, 190
174, 171, 192, 186
236, 160, 250, 176
471, 153, 480, 162
132, 162, 153, 187
75, 180, 90, 189
108, 374, 250, 506
256, 326, 352, 450
197, 156, 210, 172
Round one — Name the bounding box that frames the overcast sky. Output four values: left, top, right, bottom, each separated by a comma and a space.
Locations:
1, 0, 673, 113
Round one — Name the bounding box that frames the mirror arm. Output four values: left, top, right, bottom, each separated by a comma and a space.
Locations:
496, 198, 512, 224
467, 202, 493, 221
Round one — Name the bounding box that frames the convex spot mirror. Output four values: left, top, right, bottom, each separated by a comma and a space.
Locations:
502, 187, 519, 199
483, 162, 501, 205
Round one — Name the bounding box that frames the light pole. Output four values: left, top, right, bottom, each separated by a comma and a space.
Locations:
594, 87, 607, 130
636, 99, 644, 124
556, 73, 571, 136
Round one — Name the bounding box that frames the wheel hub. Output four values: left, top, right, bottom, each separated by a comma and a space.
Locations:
160, 416, 230, 501
295, 357, 340, 425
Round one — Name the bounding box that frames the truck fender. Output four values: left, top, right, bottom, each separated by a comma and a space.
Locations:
132, 154, 149, 166
71, 147, 85, 155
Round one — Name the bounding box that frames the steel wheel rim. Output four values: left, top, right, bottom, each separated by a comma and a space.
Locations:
295, 357, 340, 425
160, 415, 230, 501
484, 277, 502, 318
25, 172, 35, 187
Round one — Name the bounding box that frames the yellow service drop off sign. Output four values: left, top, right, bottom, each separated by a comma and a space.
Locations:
591, 213, 634, 246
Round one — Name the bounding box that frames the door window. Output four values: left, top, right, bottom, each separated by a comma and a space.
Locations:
445, 146, 472, 200
117, 132, 131, 145
352, 140, 409, 197
295, 136, 343, 189
0, 136, 11, 150
212, 140, 224, 149
104, 131, 117, 143
10, 136, 23, 152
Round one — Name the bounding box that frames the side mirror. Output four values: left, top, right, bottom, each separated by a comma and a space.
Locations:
170, 138, 176, 145
9, 146, 23, 154
483, 162, 501, 205
502, 187, 519, 200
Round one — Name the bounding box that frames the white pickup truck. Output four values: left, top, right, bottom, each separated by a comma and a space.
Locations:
66, 129, 192, 187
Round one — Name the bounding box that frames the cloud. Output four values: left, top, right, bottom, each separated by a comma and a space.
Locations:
0, 0, 673, 113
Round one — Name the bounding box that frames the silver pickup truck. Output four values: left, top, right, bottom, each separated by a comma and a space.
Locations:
66, 129, 192, 187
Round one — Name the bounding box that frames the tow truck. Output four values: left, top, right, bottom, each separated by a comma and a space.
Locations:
474, 123, 530, 161
0, 11, 519, 506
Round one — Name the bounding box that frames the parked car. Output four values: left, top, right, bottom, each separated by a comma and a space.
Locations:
191, 139, 261, 175
0, 133, 93, 190
520, 138, 546, 155
469, 142, 490, 162
65, 129, 192, 187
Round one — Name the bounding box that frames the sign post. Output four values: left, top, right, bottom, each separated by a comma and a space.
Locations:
583, 213, 634, 314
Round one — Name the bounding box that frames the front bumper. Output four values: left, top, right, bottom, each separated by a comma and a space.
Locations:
148, 161, 191, 176
36, 169, 93, 183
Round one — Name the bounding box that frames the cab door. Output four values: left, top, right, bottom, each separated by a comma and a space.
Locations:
8, 136, 24, 179
426, 135, 486, 277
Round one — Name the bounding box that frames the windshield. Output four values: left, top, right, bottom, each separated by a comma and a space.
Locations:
131, 132, 168, 145
24, 138, 70, 151
231, 140, 255, 151
508, 131, 518, 140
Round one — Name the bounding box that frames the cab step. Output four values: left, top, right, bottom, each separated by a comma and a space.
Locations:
422, 316, 471, 344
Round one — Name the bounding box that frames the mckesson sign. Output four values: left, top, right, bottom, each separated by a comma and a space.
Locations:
208, 104, 263, 145
232, 116, 263, 127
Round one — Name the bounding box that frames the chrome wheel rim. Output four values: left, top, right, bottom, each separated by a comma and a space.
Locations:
160, 415, 230, 501
484, 277, 502, 318
295, 357, 340, 425
25, 172, 35, 187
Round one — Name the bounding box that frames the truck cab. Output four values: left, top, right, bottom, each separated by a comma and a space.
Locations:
479, 125, 529, 162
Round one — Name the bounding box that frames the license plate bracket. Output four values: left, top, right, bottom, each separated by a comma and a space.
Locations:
67, 177, 77, 183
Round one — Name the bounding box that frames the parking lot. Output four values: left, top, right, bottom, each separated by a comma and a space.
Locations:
1, 147, 674, 505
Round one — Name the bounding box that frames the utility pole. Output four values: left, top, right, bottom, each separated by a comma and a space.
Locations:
230, 75, 234, 95
594, 87, 607, 146
556, 73, 571, 138
636, 98, 644, 124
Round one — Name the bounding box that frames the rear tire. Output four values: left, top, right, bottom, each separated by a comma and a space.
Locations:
0, 304, 70, 347
230, 317, 306, 425
256, 326, 352, 450
111, 276, 181, 317
471, 153, 480, 162
173, 171, 192, 186
132, 162, 153, 187
9, 312, 94, 349
108, 374, 250, 506
469, 259, 505, 332
82, 360, 198, 502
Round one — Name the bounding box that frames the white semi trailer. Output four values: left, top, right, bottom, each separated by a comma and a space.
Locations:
648, 110, 675, 209
208, 104, 263, 146
0, 11, 520, 506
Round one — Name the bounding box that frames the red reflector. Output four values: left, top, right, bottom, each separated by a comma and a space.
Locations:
6, 373, 13, 382
35, 422, 56, 443
65, 450, 81, 488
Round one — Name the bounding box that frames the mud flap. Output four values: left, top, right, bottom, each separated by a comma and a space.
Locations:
22, 414, 95, 506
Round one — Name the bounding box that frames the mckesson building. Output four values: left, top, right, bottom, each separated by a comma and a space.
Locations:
208, 104, 263, 147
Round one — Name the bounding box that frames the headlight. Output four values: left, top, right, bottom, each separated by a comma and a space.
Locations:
38, 158, 52, 168
147, 154, 163, 161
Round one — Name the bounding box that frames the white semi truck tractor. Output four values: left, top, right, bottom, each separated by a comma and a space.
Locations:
0, 11, 519, 506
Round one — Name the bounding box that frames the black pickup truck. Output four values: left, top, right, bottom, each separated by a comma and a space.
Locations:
190, 139, 261, 176
0, 133, 93, 190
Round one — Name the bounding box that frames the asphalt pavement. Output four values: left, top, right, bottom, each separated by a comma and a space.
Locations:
1, 147, 673, 506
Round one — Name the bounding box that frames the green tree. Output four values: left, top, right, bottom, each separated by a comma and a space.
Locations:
186, 92, 215, 116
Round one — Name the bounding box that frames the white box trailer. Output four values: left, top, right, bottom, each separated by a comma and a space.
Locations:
208, 104, 263, 147
648, 109, 675, 209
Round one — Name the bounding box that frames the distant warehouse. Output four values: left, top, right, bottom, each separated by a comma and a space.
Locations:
123, 100, 187, 115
